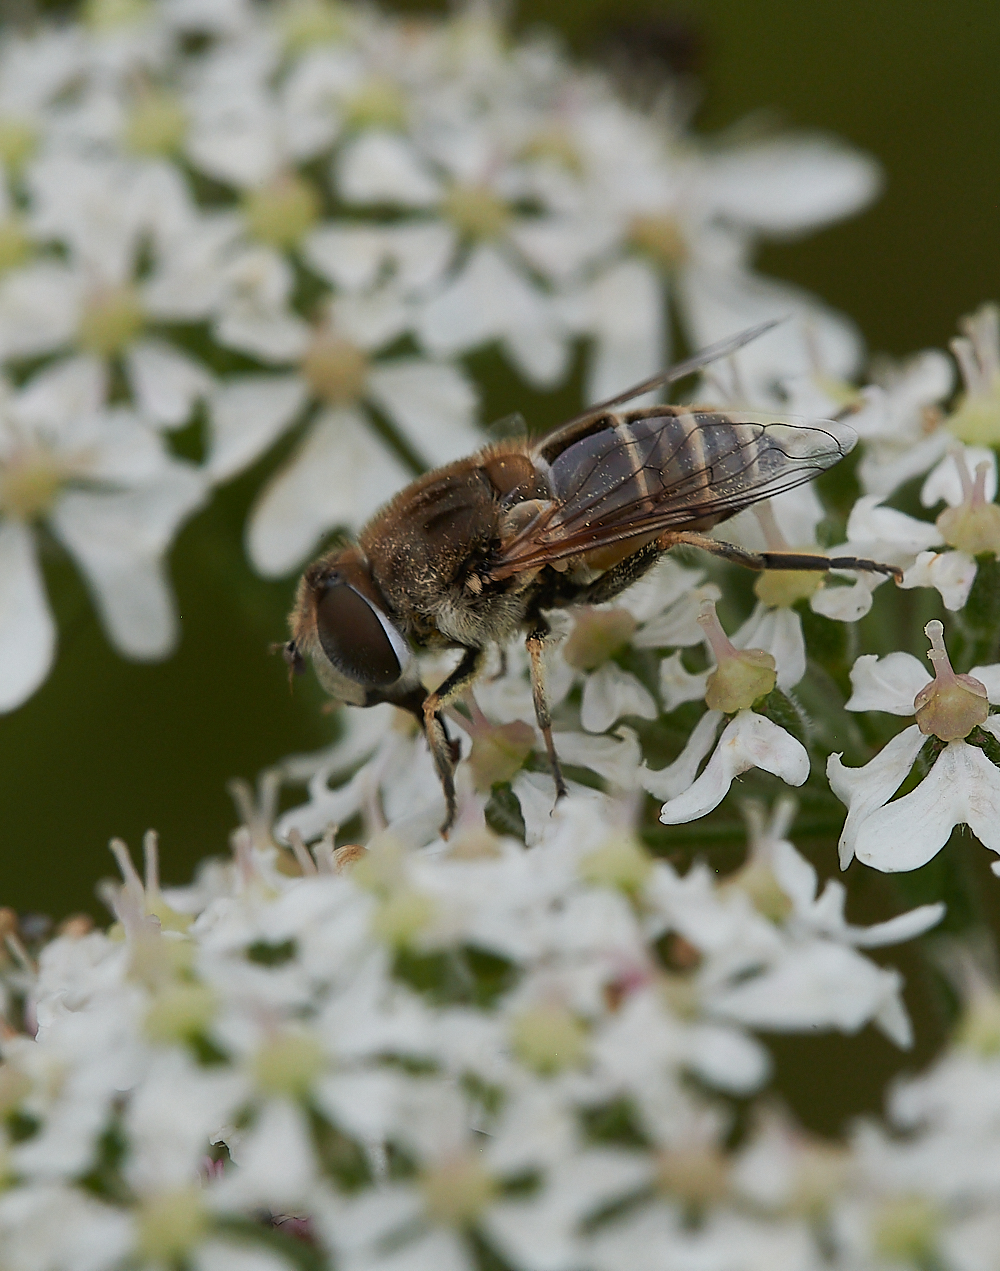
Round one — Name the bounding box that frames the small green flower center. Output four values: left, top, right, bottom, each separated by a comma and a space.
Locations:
135, 1188, 208, 1262
343, 77, 408, 131
579, 835, 653, 894
441, 183, 510, 241
123, 91, 187, 157
754, 568, 824, 609
253, 1030, 326, 1097
77, 285, 145, 356
0, 449, 67, 521
947, 303, 1000, 444
657, 1146, 729, 1206
420, 1153, 497, 1227
510, 1003, 588, 1075
721, 858, 793, 923
243, 173, 322, 248
0, 117, 38, 172
370, 888, 436, 948
935, 456, 1000, 556
872, 1195, 941, 1263
143, 983, 217, 1044
279, 0, 349, 53
630, 213, 687, 269
563, 607, 637, 670
301, 330, 370, 405
83, 0, 151, 30
521, 128, 583, 174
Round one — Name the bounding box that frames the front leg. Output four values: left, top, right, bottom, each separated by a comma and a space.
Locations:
422, 646, 487, 837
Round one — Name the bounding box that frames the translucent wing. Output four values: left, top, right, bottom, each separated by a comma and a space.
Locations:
489, 408, 856, 580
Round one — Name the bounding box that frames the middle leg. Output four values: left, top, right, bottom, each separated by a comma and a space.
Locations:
422, 646, 487, 836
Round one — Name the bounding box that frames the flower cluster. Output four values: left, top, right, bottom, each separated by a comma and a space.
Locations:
0, 0, 884, 710
0, 799, 953, 1271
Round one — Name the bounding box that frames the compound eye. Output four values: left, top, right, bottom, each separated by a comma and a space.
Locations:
314, 581, 403, 688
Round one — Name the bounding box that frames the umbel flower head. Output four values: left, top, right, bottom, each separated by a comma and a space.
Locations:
829, 621, 1000, 873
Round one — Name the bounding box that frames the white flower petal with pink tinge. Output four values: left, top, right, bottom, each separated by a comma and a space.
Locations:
901, 549, 978, 611
845, 651, 929, 715
853, 737, 1000, 873
581, 661, 657, 733
0, 520, 55, 713
828, 724, 927, 869
658, 710, 809, 824
247, 405, 409, 576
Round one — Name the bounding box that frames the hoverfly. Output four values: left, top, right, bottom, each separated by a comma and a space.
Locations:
285, 322, 896, 834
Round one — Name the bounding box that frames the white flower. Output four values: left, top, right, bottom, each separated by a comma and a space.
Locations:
204, 286, 479, 575
0, 155, 214, 428
0, 358, 205, 710
829, 622, 1000, 872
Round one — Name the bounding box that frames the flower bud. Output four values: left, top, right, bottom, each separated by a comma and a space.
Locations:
563, 607, 637, 670
698, 600, 777, 712
913, 620, 988, 741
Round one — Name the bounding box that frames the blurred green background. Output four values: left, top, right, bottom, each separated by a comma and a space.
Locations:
1, 0, 999, 1129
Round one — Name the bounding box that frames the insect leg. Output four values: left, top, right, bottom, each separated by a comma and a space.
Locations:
422, 646, 487, 837
525, 622, 569, 804
660, 531, 902, 582
575, 539, 663, 607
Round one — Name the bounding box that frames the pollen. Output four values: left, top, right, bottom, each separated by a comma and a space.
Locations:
76, 284, 145, 356
243, 172, 322, 248
913, 619, 989, 741
301, 328, 370, 405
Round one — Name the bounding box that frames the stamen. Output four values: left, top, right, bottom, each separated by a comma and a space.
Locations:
698, 599, 777, 713
913, 620, 989, 741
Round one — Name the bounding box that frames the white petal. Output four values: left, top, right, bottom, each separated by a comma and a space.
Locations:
330, 287, 411, 350
13, 354, 106, 429
209, 1100, 318, 1213
679, 263, 863, 400
969, 664, 1000, 705
845, 496, 944, 552
844, 652, 929, 715
0, 520, 55, 712
770, 838, 818, 910
640, 709, 723, 800
335, 131, 442, 207
658, 710, 809, 824
49, 465, 206, 659
551, 727, 643, 789
206, 373, 309, 483
901, 549, 978, 611
827, 724, 926, 869
0, 261, 81, 360
921, 446, 997, 508
581, 662, 658, 733
568, 258, 665, 405
509, 217, 621, 284
854, 740, 1000, 872
809, 574, 876, 622
633, 583, 722, 648
125, 339, 214, 428
658, 651, 709, 712
366, 359, 480, 467
193, 1241, 295, 1271
733, 603, 805, 690
247, 406, 408, 576
186, 94, 282, 188
304, 221, 455, 293
698, 137, 882, 235
847, 901, 946, 949
511, 771, 606, 847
